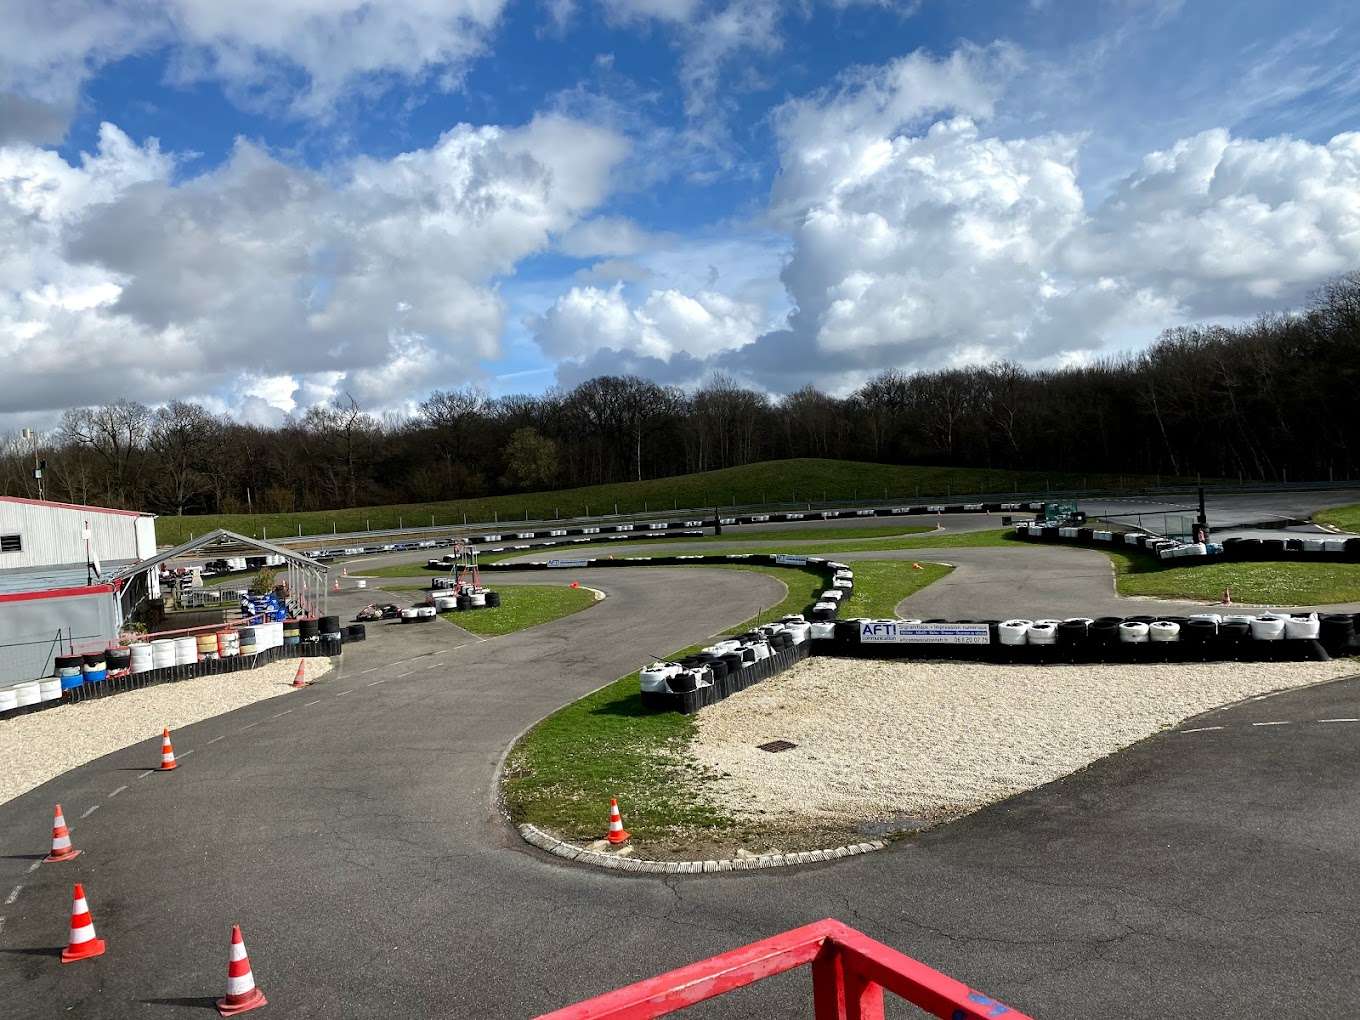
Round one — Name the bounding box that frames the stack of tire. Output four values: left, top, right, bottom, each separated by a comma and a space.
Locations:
641, 616, 811, 714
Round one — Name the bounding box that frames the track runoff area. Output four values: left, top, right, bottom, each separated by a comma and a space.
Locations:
2, 488, 1359, 1017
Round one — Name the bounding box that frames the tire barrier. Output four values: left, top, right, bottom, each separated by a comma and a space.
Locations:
303, 500, 1058, 563
0, 622, 341, 719
640, 622, 813, 714
1014, 521, 1360, 563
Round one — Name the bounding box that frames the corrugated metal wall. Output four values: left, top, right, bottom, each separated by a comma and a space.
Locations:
0, 502, 148, 570
0, 591, 120, 686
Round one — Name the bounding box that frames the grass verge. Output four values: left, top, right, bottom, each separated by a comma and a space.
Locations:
155, 457, 1194, 545
438, 585, 599, 637
1315, 504, 1360, 533
1107, 549, 1360, 605
500, 557, 952, 857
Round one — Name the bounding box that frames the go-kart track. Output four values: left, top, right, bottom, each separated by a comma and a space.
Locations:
3, 493, 1360, 1017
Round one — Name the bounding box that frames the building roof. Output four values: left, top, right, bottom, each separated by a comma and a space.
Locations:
0, 495, 154, 519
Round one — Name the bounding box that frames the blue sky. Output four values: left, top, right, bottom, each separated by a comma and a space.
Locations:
2, 0, 1359, 425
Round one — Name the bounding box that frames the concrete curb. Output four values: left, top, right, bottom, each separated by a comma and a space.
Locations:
518, 823, 885, 874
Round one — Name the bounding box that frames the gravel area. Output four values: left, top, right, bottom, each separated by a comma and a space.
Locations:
691, 658, 1358, 830
0, 657, 333, 805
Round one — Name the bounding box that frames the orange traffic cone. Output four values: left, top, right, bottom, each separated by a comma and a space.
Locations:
569, 581, 580, 589
605, 798, 630, 845
60, 883, 106, 963
911, 562, 924, 571
291, 659, 306, 688
332, 578, 340, 592
44, 804, 80, 862
1222, 587, 1232, 606
159, 727, 178, 771
216, 924, 267, 1016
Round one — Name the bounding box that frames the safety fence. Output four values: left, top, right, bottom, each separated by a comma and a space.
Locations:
535, 917, 1031, 1020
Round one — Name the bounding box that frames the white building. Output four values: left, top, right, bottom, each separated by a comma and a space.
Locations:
0, 497, 158, 687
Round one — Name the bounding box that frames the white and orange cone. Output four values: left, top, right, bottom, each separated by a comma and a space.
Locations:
911, 562, 924, 571
159, 727, 178, 771
44, 803, 80, 862
605, 798, 630, 845
217, 924, 267, 1016
291, 660, 306, 689
61, 883, 106, 963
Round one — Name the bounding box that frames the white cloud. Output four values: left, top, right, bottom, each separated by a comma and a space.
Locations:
0, 114, 627, 416
547, 45, 1360, 394
601, 0, 702, 23
0, 0, 510, 128
534, 283, 764, 361
559, 216, 670, 257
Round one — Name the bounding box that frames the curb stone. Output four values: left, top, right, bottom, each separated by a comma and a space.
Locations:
518, 823, 885, 874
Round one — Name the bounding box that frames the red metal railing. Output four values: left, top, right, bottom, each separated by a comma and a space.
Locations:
536, 918, 1031, 1020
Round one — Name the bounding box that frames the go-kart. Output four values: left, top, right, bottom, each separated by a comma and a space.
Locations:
354, 603, 401, 622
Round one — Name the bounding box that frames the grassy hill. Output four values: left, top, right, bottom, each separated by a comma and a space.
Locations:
154, 458, 1186, 545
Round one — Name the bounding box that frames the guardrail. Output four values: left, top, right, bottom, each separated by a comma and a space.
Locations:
535, 917, 1031, 1019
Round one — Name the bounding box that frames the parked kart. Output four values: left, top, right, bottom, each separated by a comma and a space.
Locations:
354, 603, 401, 622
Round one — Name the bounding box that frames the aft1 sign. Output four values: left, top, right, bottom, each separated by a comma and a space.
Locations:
773, 554, 809, 566
859, 621, 991, 645
546, 559, 589, 569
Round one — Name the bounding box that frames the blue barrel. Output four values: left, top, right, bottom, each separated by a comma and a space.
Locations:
81, 652, 107, 684
57, 654, 84, 691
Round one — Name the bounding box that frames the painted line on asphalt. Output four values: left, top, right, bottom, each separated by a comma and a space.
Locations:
138, 770, 155, 779
4, 886, 21, 906
108, 785, 128, 799
240, 722, 259, 731
425, 664, 440, 671
178, 749, 195, 759
80, 805, 99, 819
1252, 721, 1291, 727
367, 679, 386, 687
360, 667, 377, 674
27, 860, 42, 873
1318, 717, 1360, 723
1179, 726, 1224, 733
207, 735, 225, 744
272, 709, 293, 718
394, 671, 412, 679
305, 699, 322, 706
335, 689, 352, 696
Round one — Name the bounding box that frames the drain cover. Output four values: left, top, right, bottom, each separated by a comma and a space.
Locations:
757, 739, 798, 753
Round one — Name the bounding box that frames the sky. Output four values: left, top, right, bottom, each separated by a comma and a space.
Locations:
2, 0, 1359, 428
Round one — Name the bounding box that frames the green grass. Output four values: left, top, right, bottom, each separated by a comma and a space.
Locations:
839, 561, 955, 617
154, 457, 1190, 545
436, 585, 599, 636
672, 523, 933, 542
499, 556, 953, 855
1315, 504, 1360, 533
1107, 549, 1360, 605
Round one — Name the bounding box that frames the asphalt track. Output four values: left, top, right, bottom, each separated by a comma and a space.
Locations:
3, 496, 1360, 1016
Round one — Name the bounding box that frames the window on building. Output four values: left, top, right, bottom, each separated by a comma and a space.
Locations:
0, 534, 20, 553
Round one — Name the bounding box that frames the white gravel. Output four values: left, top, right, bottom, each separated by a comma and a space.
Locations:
691, 658, 1358, 828
0, 656, 333, 805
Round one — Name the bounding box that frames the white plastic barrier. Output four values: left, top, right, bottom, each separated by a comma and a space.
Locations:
810, 621, 835, 640
1249, 615, 1286, 641
151, 639, 176, 668
39, 677, 62, 702
998, 620, 1031, 646
1119, 621, 1150, 644
1027, 621, 1057, 646
820, 589, 843, 602
173, 637, 198, 666
1284, 614, 1320, 640
1149, 621, 1181, 642
130, 644, 154, 674
15, 681, 40, 706
640, 663, 682, 693
0, 687, 17, 713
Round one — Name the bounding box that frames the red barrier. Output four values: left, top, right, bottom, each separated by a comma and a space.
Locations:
535, 918, 1031, 1019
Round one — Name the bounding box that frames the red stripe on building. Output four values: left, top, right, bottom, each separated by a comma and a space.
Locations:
0, 584, 116, 603
0, 495, 151, 518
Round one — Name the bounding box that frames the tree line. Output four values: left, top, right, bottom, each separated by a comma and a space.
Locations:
3, 274, 1358, 517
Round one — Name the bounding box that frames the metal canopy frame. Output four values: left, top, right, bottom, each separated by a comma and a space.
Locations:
112, 529, 329, 619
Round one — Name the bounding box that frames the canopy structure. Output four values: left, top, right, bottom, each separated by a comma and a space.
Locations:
111, 529, 329, 620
